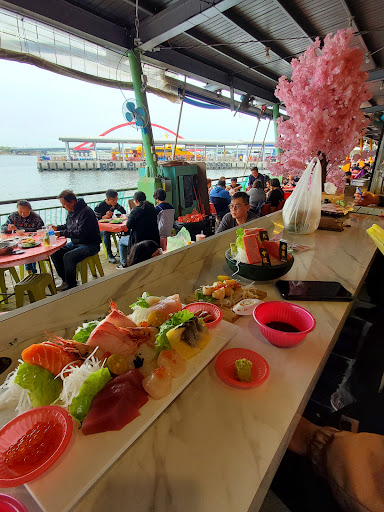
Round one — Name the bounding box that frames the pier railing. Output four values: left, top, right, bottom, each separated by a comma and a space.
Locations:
0, 176, 249, 228
0, 188, 137, 227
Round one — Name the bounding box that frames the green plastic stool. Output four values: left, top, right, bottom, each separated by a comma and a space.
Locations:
14, 273, 57, 308
76, 253, 104, 284
101, 233, 119, 259
18, 259, 51, 280
0, 267, 20, 304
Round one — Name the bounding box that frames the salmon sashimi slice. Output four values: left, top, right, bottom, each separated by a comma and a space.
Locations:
82, 370, 148, 435
86, 321, 154, 358
22, 342, 80, 376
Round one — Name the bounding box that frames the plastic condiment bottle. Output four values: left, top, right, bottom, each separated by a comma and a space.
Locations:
48, 227, 56, 246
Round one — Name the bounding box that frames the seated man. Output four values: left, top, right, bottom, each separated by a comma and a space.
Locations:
216, 192, 258, 233
246, 166, 266, 191
94, 189, 126, 264
153, 188, 175, 250
226, 177, 242, 195
209, 180, 231, 220
52, 190, 101, 290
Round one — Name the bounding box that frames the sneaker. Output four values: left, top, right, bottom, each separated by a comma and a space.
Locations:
116, 264, 127, 270
56, 282, 68, 291
330, 390, 354, 411
108, 256, 117, 264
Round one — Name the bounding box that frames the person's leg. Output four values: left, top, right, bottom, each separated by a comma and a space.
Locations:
62, 244, 100, 289
102, 232, 113, 257
51, 243, 74, 282
118, 236, 130, 267
25, 263, 37, 274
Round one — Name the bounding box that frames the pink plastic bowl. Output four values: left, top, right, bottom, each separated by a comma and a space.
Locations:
253, 301, 316, 348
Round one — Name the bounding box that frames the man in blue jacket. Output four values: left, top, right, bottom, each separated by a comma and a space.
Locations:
52, 190, 101, 290
209, 180, 231, 220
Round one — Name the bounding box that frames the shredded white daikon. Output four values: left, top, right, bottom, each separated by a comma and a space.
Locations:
0, 361, 32, 414
57, 347, 104, 407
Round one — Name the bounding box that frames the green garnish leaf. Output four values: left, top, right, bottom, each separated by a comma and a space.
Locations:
73, 321, 99, 343
69, 367, 111, 423
235, 228, 245, 250
195, 290, 215, 303
15, 363, 62, 407
130, 296, 150, 309
155, 310, 194, 354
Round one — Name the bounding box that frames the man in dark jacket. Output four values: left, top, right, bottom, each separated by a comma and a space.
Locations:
52, 190, 101, 290
94, 189, 126, 264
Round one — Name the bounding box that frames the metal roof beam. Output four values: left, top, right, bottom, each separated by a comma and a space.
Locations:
368, 68, 384, 82
222, 9, 292, 62
119, 0, 154, 16
136, 0, 243, 51
185, 29, 280, 84
143, 49, 276, 103
363, 104, 384, 114
273, 0, 317, 42
0, 0, 128, 50
339, 0, 377, 69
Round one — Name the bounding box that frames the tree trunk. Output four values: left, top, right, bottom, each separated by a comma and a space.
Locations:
320, 153, 328, 191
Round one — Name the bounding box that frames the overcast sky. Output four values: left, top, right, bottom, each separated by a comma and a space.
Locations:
0, 59, 276, 148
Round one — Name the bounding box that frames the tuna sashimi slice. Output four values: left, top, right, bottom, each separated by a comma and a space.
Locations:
22, 343, 79, 376
261, 241, 281, 261
243, 235, 262, 264
82, 370, 148, 435
243, 228, 263, 236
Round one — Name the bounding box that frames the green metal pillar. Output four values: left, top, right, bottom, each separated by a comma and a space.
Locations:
128, 48, 160, 201
273, 104, 282, 154
128, 48, 157, 175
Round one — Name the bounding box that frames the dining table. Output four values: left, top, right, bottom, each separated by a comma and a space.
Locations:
0, 210, 379, 512
98, 219, 128, 234
0, 235, 67, 270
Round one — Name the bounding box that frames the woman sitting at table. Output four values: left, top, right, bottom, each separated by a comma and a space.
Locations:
247, 179, 266, 212
267, 178, 284, 211
1, 200, 44, 274
127, 240, 161, 266
117, 191, 160, 269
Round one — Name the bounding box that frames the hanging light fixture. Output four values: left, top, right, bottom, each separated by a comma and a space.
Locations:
365, 53, 370, 64
265, 47, 271, 62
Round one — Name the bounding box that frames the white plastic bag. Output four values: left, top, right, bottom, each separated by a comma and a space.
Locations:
282, 157, 322, 234
166, 227, 191, 252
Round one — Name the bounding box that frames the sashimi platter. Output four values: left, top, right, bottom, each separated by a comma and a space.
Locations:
0, 293, 237, 512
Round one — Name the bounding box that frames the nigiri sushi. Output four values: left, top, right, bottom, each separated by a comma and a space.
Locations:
157, 349, 186, 378
142, 366, 172, 400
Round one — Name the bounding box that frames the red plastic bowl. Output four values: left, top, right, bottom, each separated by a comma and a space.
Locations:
215, 348, 269, 388
0, 494, 28, 512
253, 301, 316, 348
0, 406, 73, 488
182, 302, 223, 328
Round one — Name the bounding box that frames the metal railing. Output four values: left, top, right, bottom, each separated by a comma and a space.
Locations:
0, 176, 252, 227
0, 188, 137, 227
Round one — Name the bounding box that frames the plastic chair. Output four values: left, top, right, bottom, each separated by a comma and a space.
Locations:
14, 273, 56, 308
276, 200, 285, 211
76, 253, 104, 284
101, 233, 119, 259
260, 203, 271, 216
18, 258, 52, 280
0, 267, 20, 304
209, 202, 217, 216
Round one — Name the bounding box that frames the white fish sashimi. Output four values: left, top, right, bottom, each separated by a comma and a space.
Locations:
142, 366, 172, 400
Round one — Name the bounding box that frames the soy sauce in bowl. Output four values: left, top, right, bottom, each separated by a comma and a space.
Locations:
266, 321, 299, 333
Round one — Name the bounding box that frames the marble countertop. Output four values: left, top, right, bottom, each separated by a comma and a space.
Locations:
0, 212, 379, 512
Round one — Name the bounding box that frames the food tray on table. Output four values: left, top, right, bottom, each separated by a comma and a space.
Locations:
0, 321, 238, 512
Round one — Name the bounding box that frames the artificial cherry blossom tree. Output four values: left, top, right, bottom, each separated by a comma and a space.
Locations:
269, 28, 372, 189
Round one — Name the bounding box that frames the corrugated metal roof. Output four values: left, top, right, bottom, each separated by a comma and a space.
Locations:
1, 0, 383, 136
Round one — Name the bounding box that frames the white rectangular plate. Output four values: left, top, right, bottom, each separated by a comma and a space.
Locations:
17, 321, 238, 512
